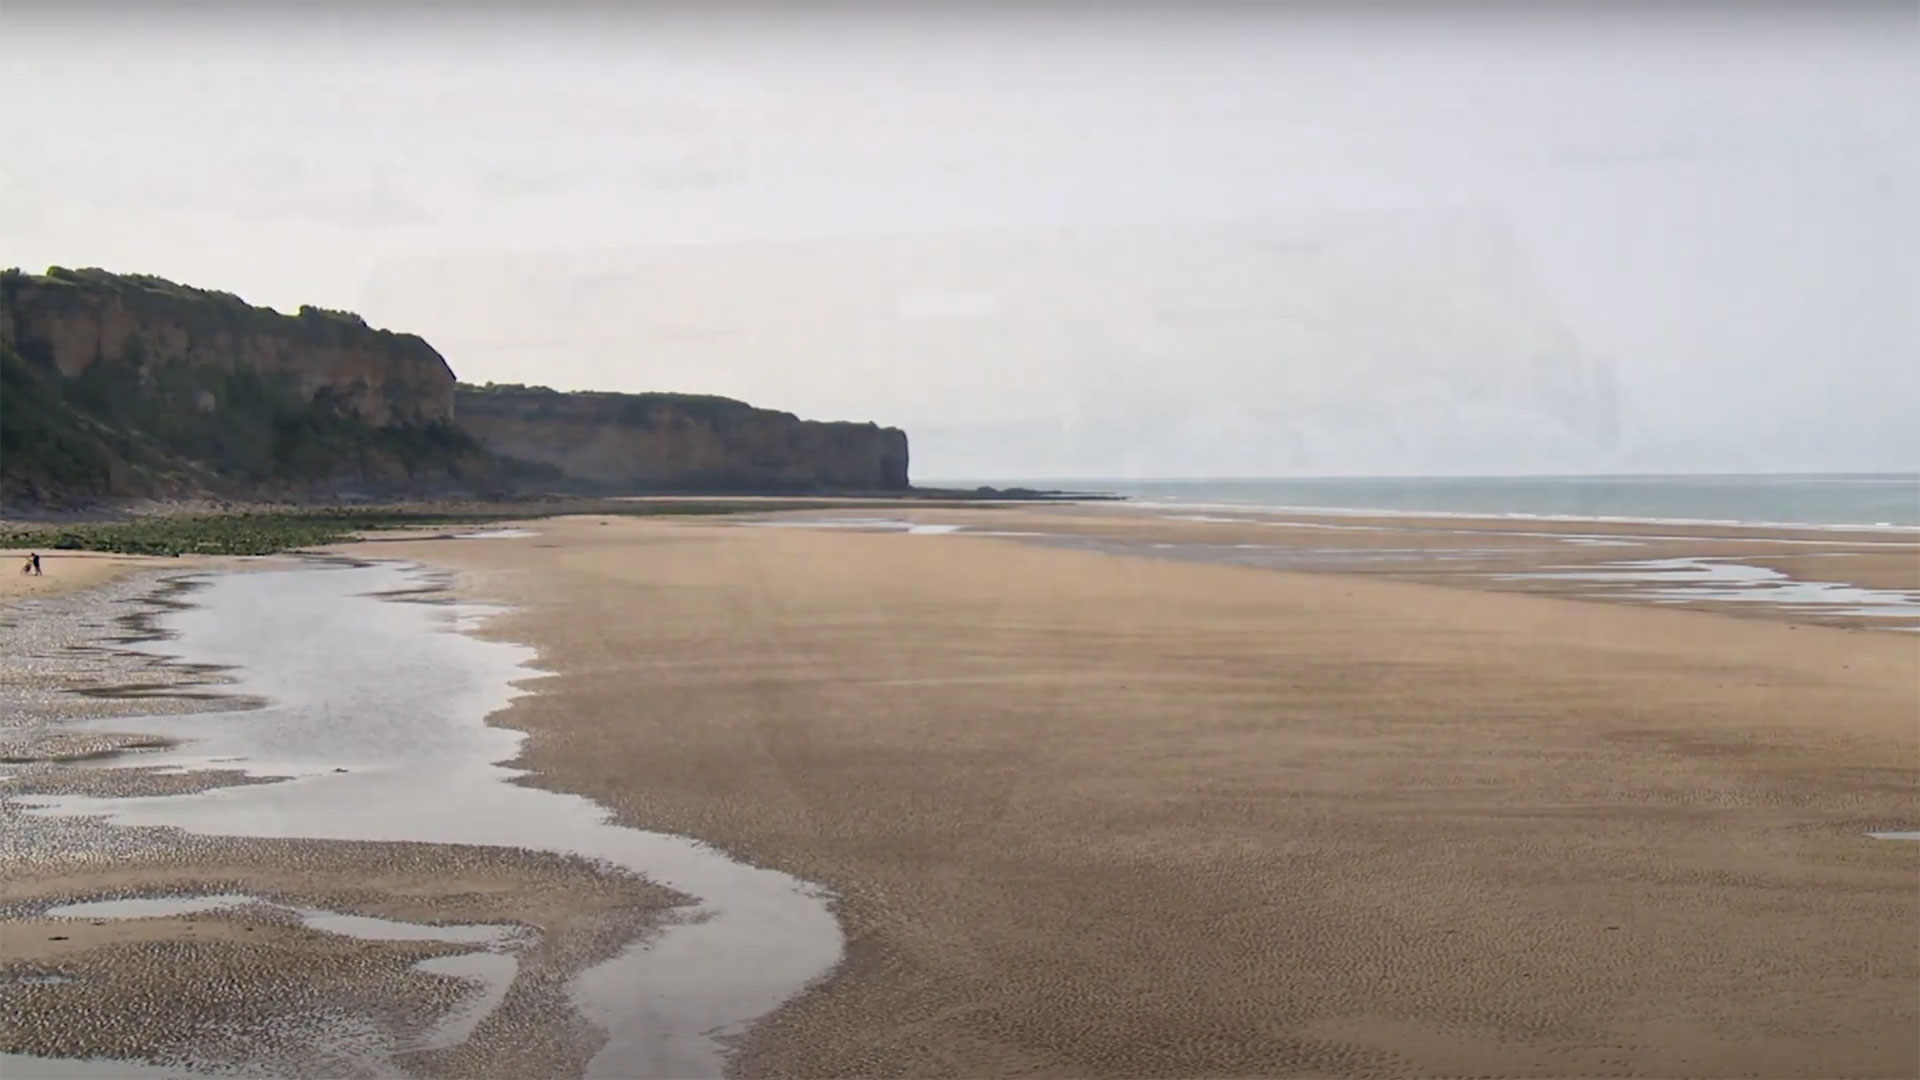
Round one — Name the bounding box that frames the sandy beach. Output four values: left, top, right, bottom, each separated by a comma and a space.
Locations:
4, 505, 1917, 1078
0, 548, 213, 602
8, 2, 1914, 1074
391, 511, 1915, 1077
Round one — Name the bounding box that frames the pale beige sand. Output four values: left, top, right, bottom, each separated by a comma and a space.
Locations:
0, 548, 212, 605
358, 514, 1920, 1079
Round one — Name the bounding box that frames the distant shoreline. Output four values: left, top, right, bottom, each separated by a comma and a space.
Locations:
0, 487, 1120, 526
0, 491, 1131, 557
9, 472, 1917, 540
933, 473, 1920, 530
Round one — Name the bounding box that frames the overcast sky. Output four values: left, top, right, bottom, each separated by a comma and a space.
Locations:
3, 2, 1915, 478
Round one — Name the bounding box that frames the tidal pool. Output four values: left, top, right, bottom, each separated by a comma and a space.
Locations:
13, 561, 843, 1079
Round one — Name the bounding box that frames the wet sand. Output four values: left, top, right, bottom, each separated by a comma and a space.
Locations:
378, 512, 1918, 1079
732, 504, 1920, 631
0, 559, 689, 1079
5, 506, 1917, 1078
2, 836, 680, 1079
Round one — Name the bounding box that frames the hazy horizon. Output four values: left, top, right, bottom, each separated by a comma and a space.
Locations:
4, 2, 1915, 479
922, 470, 1920, 483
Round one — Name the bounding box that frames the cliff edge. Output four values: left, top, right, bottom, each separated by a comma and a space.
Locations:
455, 384, 910, 493
1, 267, 911, 507
1, 267, 494, 504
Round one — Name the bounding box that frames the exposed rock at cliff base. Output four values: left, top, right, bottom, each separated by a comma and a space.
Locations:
455, 384, 910, 493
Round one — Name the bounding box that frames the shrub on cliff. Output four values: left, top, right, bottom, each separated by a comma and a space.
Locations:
1, 339, 495, 503
5, 267, 421, 353
1, 266, 497, 504
1, 343, 123, 498
456, 382, 773, 431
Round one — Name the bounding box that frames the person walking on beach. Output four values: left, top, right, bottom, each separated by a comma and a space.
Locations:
22, 552, 42, 576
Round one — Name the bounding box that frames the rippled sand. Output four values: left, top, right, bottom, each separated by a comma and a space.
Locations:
5, 507, 1917, 1078
0, 561, 686, 1078
386, 511, 1918, 1079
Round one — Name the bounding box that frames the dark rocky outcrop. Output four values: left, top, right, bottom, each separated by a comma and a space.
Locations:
454, 384, 910, 494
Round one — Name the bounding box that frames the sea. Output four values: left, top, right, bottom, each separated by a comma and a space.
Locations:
941, 474, 1920, 530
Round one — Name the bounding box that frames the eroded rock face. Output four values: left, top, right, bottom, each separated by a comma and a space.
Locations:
1, 269, 454, 427
455, 386, 910, 492
0, 267, 909, 505
0, 269, 488, 504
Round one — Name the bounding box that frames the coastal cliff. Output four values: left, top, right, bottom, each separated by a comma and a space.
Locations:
455, 384, 910, 493
1, 267, 912, 507
1, 267, 493, 504
3, 268, 455, 426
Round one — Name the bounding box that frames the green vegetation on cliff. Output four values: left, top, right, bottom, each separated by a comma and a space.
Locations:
1, 267, 492, 505
7, 267, 425, 352
1, 266, 910, 505
461, 381, 792, 430
2, 337, 490, 503
0, 340, 122, 494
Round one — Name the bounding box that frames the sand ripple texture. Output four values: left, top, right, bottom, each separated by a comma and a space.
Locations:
397, 515, 1919, 1080
0, 562, 780, 1079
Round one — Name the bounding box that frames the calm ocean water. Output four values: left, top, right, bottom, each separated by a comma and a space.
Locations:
947, 475, 1920, 529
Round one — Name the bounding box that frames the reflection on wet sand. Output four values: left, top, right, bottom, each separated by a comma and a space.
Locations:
731, 510, 1920, 631
4, 561, 842, 1079
1496, 556, 1920, 625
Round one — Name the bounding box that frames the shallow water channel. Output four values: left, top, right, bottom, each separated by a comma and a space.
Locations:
11, 559, 844, 1079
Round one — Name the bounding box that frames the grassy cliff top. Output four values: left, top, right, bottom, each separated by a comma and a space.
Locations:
1, 266, 432, 350
458, 381, 800, 427
460, 381, 753, 409
457, 382, 900, 432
